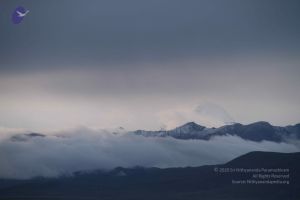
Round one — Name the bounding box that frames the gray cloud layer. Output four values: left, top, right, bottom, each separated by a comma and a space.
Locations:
0, 128, 298, 179
1, 0, 300, 70
0, 0, 299, 130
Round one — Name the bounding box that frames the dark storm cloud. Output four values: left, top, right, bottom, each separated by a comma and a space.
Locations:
0, 0, 300, 72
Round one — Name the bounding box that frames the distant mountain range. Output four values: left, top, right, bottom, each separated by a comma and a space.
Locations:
8, 121, 300, 143
0, 151, 299, 200
132, 121, 300, 142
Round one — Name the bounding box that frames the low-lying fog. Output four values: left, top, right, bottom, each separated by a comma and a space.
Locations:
0, 127, 299, 179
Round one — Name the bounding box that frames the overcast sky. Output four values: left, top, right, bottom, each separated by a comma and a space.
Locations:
0, 0, 299, 131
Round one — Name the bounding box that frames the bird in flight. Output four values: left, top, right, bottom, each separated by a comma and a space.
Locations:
16, 10, 30, 18
12, 6, 30, 24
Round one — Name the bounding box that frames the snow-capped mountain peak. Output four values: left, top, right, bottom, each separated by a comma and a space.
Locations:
132, 121, 300, 142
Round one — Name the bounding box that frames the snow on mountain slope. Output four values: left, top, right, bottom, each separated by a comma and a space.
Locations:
158, 102, 235, 129
133, 121, 300, 142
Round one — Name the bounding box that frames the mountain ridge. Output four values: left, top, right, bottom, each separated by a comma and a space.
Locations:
8, 121, 300, 143
0, 151, 299, 200
133, 121, 300, 142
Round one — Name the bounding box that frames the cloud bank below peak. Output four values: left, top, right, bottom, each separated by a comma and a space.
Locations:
0, 127, 299, 179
